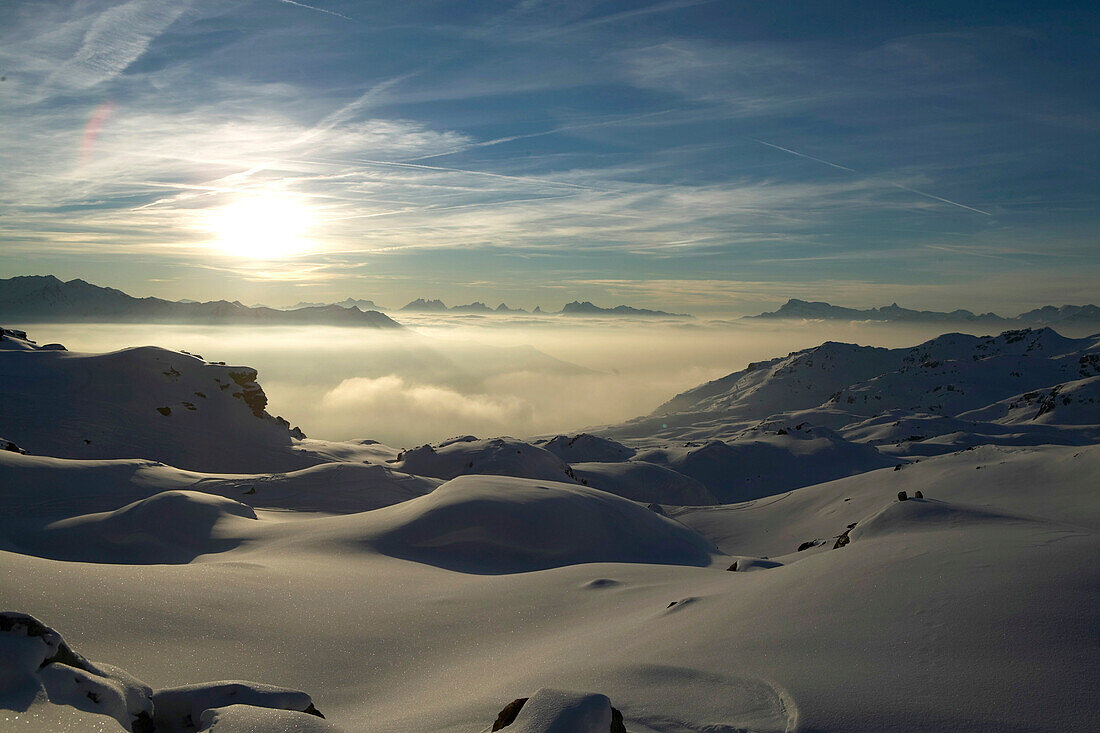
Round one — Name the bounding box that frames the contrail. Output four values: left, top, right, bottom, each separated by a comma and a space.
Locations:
278, 0, 353, 22
754, 138, 992, 216
406, 109, 677, 162
349, 157, 600, 191
754, 139, 855, 173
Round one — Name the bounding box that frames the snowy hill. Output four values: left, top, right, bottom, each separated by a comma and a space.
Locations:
394, 436, 579, 483
0, 328, 316, 472
0, 276, 402, 328
606, 327, 1100, 445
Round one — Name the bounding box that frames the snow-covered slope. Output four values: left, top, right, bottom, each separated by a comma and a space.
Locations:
634, 425, 901, 502
0, 451, 440, 521
0, 330, 316, 473
600, 327, 1100, 463
2, 325, 1099, 732
569, 460, 716, 505
538, 433, 636, 463
279, 475, 717, 574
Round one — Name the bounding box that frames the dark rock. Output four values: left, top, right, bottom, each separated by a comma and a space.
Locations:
2, 438, 26, 453
610, 706, 627, 733
727, 561, 738, 571
915, 490, 924, 499
131, 711, 154, 733
156, 406, 171, 416
797, 540, 817, 551
898, 491, 908, 501
492, 697, 529, 730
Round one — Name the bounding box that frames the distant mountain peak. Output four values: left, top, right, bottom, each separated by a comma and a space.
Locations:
560, 301, 691, 318
752, 299, 1100, 326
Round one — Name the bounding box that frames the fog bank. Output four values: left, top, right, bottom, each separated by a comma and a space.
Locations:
21, 318, 1058, 447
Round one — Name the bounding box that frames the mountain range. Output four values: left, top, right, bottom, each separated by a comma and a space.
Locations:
0, 276, 402, 328
751, 298, 1100, 325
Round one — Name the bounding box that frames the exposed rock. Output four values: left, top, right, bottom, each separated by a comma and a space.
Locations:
493, 697, 529, 730
1, 437, 26, 453
229, 369, 268, 417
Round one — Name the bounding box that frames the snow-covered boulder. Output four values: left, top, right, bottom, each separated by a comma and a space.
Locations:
395, 436, 577, 483
153, 681, 324, 733
570, 461, 716, 505
0, 612, 154, 732
492, 689, 622, 733
360, 475, 716, 573
195, 704, 341, 732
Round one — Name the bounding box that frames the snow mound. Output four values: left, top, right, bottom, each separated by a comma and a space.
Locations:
395, 437, 577, 483
191, 461, 441, 514
0, 451, 439, 520
849, 498, 1037, 542
540, 434, 635, 462
19, 490, 257, 564
570, 461, 716, 505
496, 689, 615, 732
363, 475, 716, 573
0, 338, 315, 472
154, 681, 324, 733
635, 427, 899, 503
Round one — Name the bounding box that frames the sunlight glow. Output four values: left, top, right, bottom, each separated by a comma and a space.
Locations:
205, 195, 316, 259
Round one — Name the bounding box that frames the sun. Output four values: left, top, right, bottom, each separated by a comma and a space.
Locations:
204, 194, 315, 259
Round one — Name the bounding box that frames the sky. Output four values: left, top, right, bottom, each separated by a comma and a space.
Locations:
1, 0, 1098, 315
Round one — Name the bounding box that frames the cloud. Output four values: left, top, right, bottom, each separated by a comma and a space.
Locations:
48, 0, 191, 91
319, 375, 534, 444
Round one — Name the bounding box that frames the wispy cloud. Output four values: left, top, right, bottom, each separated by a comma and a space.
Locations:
47, 0, 191, 91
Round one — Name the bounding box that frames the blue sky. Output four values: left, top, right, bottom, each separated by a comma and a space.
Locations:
1, 0, 1097, 313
